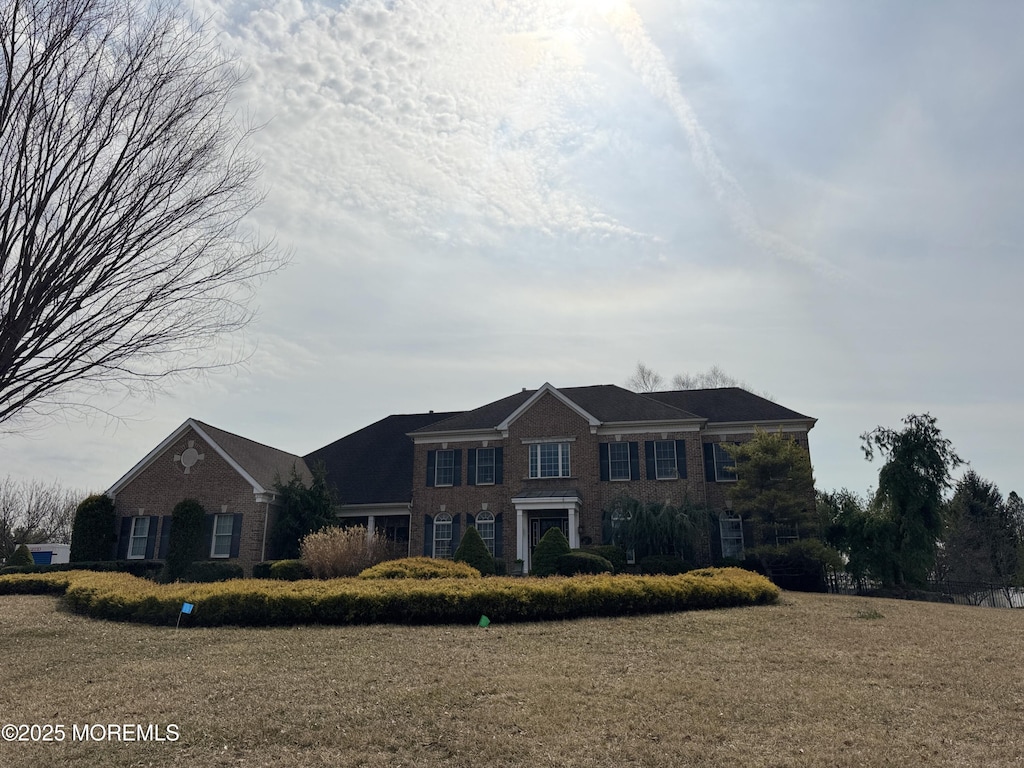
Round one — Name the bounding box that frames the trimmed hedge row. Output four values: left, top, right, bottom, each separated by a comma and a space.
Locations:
0, 567, 778, 627
359, 557, 481, 580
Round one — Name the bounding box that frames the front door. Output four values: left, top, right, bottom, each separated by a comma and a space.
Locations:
530, 513, 569, 551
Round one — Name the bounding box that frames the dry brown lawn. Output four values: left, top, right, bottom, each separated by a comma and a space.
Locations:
1, 591, 1022, 767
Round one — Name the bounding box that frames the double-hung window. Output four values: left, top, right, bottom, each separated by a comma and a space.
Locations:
720, 512, 744, 558
475, 448, 495, 485
128, 516, 150, 559
476, 510, 495, 555
608, 442, 631, 481
433, 512, 453, 558
211, 514, 234, 558
655, 441, 678, 479
529, 442, 570, 478
713, 443, 737, 482
434, 449, 455, 486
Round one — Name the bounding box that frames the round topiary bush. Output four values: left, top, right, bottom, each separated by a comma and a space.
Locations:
269, 559, 312, 581
359, 557, 481, 580
70, 494, 116, 562
454, 526, 496, 575
555, 551, 614, 576
8, 543, 35, 567
531, 526, 570, 576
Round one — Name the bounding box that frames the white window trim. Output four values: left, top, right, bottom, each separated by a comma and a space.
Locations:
434, 449, 455, 487
529, 442, 571, 479
475, 447, 495, 486
433, 512, 453, 559
608, 442, 631, 481
127, 516, 149, 560
654, 440, 679, 480
210, 513, 234, 559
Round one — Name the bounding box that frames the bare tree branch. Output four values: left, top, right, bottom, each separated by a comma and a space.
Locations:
0, 0, 284, 429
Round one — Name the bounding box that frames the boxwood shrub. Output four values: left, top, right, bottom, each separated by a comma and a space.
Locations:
181, 561, 245, 583
359, 557, 481, 580
268, 559, 312, 581
555, 551, 614, 576
0, 567, 779, 627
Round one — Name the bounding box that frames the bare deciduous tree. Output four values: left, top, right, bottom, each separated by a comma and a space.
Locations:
0, 475, 83, 561
626, 361, 773, 400
0, 0, 282, 428
625, 361, 663, 393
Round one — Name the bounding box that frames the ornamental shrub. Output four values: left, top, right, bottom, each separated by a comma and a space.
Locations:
8, 544, 34, 567
745, 539, 844, 592
639, 555, 692, 575
300, 525, 399, 578
585, 545, 627, 573
531, 527, 570, 576
70, 494, 116, 562
269, 559, 311, 581
181, 561, 244, 583
359, 557, 481, 580
555, 551, 614, 576
454, 526, 496, 575
163, 499, 206, 582
252, 562, 274, 579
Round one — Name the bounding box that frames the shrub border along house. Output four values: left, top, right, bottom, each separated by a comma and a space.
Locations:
0, 567, 778, 627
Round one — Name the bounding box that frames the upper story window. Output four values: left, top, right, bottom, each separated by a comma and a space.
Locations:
654, 440, 679, 480
475, 448, 495, 485
434, 449, 455, 486
712, 443, 737, 482
529, 442, 570, 478
608, 442, 631, 481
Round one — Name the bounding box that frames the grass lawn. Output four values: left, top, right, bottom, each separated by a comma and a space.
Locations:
1, 591, 1022, 767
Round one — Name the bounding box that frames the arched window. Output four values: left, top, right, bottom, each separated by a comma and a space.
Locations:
433, 512, 453, 558
476, 510, 495, 555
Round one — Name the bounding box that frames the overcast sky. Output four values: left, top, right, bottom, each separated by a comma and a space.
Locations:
3, 0, 1022, 503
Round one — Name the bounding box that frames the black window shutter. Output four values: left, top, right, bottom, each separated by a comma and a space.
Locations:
467, 513, 475, 527
703, 443, 716, 482
202, 514, 215, 559
467, 449, 477, 486
494, 512, 503, 557
628, 442, 640, 481
144, 516, 159, 559
451, 514, 461, 552
423, 515, 434, 556
453, 449, 462, 487
158, 515, 172, 559
494, 447, 504, 485
426, 450, 436, 487
116, 517, 132, 559
645, 441, 656, 479
599, 443, 610, 481
675, 440, 687, 479
230, 513, 244, 558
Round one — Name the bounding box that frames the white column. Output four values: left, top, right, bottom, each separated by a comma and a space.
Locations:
567, 505, 579, 549
366, 515, 376, 542
516, 507, 526, 570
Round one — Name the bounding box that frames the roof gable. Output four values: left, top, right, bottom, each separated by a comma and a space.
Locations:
106, 418, 311, 498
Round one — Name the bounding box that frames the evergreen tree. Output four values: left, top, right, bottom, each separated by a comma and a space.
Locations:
70, 494, 116, 562
163, 499, 206, 581
531, 527, 570, 576
271, 464, 336, 559
454, 526, 496, 575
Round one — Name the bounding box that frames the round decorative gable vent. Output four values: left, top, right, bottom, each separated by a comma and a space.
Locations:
174, 440, 205, 474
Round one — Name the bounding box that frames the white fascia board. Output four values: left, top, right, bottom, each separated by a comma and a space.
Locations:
106, 418, 196, 497
338, 502, 411, 516
701, 419, 817, 436
595, 420, 704, 436
511, 493, 583, 508
497, 382, 602, 432
410, 429, 501, 445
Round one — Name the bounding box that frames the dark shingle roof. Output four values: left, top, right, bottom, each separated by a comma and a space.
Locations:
304, 412, 460, 505
643, 388, 813, 423
195, 420, 312, 491
409, 390, 534, 433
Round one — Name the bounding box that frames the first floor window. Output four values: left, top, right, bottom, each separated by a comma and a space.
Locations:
476, 510, 495, 555
609, 442, 631, 481
128, 516, 150, 559
713, 443, 737, 482
435, 450, 455, 486
529, 442, 570, 478
654, 441, 678, 479
433, 512, 453, 558
211, 514, 234, 558
720, 512, 744, 559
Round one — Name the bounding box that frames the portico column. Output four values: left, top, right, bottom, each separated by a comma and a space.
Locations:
366, 515, 376, 542
567, 505, 579, 548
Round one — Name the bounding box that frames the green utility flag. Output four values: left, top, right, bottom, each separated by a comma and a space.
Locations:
479, 615, 490, 628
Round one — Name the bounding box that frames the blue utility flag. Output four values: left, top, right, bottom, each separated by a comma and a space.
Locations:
181, 602, 194, 614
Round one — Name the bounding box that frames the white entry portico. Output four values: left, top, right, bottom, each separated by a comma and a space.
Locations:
511, 489, 582, 573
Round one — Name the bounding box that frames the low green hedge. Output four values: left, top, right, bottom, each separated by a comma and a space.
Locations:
555, 551, 614, 576
0, 560, 163, 579
359, 557, 481, 580
0, 567, 779, 627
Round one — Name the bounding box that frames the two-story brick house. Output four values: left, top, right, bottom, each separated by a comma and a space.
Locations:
104, 383, 815, 575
